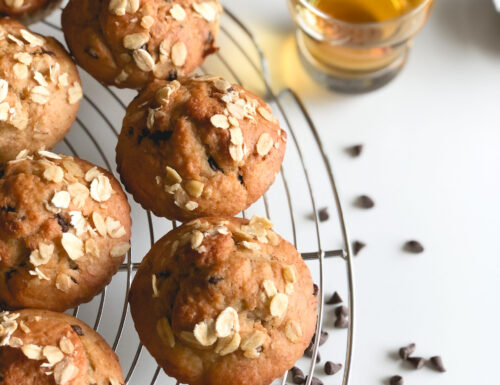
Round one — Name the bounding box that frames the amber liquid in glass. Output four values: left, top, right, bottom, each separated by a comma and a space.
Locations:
301, 0, 428, 74
310, 0, 424, 23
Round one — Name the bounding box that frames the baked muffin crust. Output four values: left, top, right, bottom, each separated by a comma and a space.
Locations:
0, 150, 131, 311
62, 0, 221, 88
129, 216, 317, 385
116, 75, 287, 221
0, 18, 81, 164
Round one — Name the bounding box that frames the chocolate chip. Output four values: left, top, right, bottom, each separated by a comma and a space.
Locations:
429, 356, 446, 372
403, 240, 424, 254
149, 130, 173, 143
71, 324, 84, 336
319, 330, 329, 346
56, 214, 70, 232
0, 206, 15, 213
158, 271, 171, 279
291, 367, 304, 384
305, 376, 323, 385
208, 276, 223, 284
167, 69, 178, 81
238, 174, 244, 185
335, 314, 349, 329
324, 361, 342, 375
326, 291, 342, 305
346, 144, 363, 157
313, 283, 319, 296
318, 207, 329, 222
352, 240, 365, 256
354, 195, 375, 209
407, 356, 425, 369
389, 375, 403, 385
335, 305, 348, 317
398, 343, 416, 360
208, 156, 223, 172
85, 47, 99, 59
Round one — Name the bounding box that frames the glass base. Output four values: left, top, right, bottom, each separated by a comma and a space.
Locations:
296, 31, 409, 94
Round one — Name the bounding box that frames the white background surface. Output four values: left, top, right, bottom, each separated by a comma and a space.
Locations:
223, 0, 500, 384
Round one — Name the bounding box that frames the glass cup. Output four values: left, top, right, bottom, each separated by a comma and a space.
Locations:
287, 0, 434, 93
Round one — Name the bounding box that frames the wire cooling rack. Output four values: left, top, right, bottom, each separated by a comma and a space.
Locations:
32, 3, 355, 385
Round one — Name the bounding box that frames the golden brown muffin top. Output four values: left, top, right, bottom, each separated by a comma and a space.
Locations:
0, 150, 131, 311
0, 309, 124, 385
129, 216, 317, 385
0, 18, 81, 163
116, 75, 287, 221
61, 0, 221, 88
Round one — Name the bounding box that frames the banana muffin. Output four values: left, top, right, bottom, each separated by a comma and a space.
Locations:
0, 18, 82, 164
116, 75, 287, 221
0, 309, 124, 385
129, 216, 317, 385
61, 0, 221, 89
0, 150, 132, 311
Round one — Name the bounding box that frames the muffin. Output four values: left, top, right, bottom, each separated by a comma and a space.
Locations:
0, 150, 132, 311
61, 0, 221, 89
116, 75, 287, 221
0, 0, 61, 24
0, 309, 124, 385
0, 18, 81, 164
129, 216, 317, 385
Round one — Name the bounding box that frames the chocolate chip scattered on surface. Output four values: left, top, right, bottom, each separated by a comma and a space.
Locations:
346, 144, 363, 157
352, 240, 366, 256
429, 356, 446, 372
389, 375, 404, 385
326, 291, 343, 305
407, 356, 426, 369
398, 343, 416, 360
318, 207, 329, 222
403, 240, 424, 253
355, 195, 375, 209
324, 361, 342, 375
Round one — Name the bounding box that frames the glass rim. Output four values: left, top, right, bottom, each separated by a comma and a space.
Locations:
295, 0, 433, 28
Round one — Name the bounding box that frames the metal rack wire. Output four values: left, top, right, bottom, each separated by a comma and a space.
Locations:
34, 4, 354, 385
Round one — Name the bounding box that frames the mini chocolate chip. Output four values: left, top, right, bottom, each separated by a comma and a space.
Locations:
158, 271, 171, 279
352, 240, 366, 256
335, 305, 349, 317
429, 356, 446, 372
208, 156, 223, 172
0, 206, 15, 214
5, 269, 15, 281
319, 330, 329, 346
403, 240, 424, 254
208, 276, 223, 284
305, 376, 323, 385
407, 356, 425, 369
33, 48, 55, 57
346, 144, 363, 157
390, 375, 404, 385
56, 214, 70, 232
324, 361, 342, 375
398, 343, 416, 360
238, 174, 244, 185
71, 324, 84, 336
167, 69, 178, 81
326, 291, 342, 305
354, 195, 375, 209
85, 47, 99, 59
313, 283, 319, 296
335, 314, 349, 329
256, 345, 263, 353
315, 351, 321, 363
291, 366, 304, 384
318, 207, 329, 222
150, 130, 173, 143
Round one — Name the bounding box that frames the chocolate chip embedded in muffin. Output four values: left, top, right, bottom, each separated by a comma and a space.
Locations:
0, 309, 124, 385
129, 216, 317, 385
61, 0, 222, 89
116, 75, 287, 221
0, 18, 81, 164
0, 150, 131, 311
